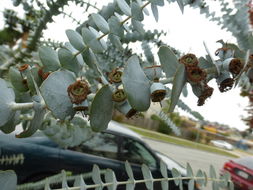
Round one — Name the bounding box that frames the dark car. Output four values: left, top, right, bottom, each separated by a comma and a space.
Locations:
221, 157, 253, 190
0, 121, 194, 189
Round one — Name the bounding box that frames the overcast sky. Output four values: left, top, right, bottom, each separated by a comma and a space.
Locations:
0, 0, 249, 131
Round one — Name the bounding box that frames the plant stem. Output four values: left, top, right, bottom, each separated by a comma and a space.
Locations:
52, 176, 232, 190
9, 102, 35, 111
160, 77, 174, 84
9, 102, 46, 111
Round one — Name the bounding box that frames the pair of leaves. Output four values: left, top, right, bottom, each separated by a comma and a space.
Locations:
39, 46, 81, 76
91, 165, 117, 190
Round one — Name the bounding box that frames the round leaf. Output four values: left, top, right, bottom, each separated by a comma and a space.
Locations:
131, 2, 144, 21
122, 55, 151, 111
40, 70, 76, 120
9, 67, 28, 92
0, 111, 20, 134
38, 46, 60, 72
58, 48, 81, 75
91, 13, 110, 34
66, 29, 86, 51
158, 46, 179, 78
116, 0, 131, 16
82, 28, 104, 53
108, 16, 124, 38
131, 19, 145, 35
0, 79, 15, 126
169, 64, 187, 112
108, 34, 123, 51
90, 85, 114, 132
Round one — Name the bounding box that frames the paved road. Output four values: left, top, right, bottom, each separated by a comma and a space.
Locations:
143, 138, 233, 190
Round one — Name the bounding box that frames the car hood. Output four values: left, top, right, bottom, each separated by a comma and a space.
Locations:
155, 152, 187, 176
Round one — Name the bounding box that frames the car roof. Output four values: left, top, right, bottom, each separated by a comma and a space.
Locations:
233, 157, 253, 171
106, 121, 142, 140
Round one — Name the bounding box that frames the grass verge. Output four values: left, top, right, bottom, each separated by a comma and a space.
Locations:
124, 124, 239, 158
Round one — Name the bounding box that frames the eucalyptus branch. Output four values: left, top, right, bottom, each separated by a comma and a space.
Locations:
9, 102, 46, 111
26, 0, 70, 52
19, 114, 33, 121
52, 176, 232, 190
77, 1, 151, 53
60, 11, 82, 25
74, 46, 88, 57
73, 0, 100, 11
9, 102, 35, 111
17, 170, 107, 190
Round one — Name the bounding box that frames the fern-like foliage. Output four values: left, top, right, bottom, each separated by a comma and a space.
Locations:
13, 162, 234, 190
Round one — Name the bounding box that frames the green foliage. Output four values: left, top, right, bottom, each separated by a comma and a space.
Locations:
0, 0, 251, 188
9, 161, 233, 190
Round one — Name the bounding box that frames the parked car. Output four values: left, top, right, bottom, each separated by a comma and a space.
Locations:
0, 121, 198, 189
221, 157, 253, 190
210, 140, 234, 150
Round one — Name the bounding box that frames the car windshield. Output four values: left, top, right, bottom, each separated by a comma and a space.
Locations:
69, 132, 119, 160
120, 137, 157, 168
234, 157, 253, 171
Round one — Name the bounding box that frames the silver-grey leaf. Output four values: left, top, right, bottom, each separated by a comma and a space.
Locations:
91, 13, 110, 34
40, 70, 76, 120
90, 85, 114, 132
169, 64, 186, 112
151, 3, 159, 22
122, 55, 151, 111
0, 78, 15, 127
116, 0, 131, 16
158, 46, 179, 78
131, 2, 144, 21
66, 29, 86, 51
